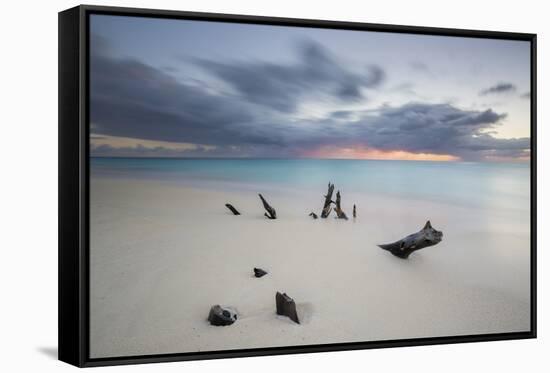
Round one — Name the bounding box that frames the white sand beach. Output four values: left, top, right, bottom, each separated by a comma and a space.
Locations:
89, 176, 530, 358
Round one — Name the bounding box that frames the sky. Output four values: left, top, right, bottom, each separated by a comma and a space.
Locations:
89, 15, 531, 161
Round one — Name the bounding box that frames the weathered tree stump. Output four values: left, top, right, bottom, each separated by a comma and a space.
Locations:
378, 221, 443, 259
208, 305, 237, 326
321, 183, 335, 218
275, 292, 300, 324
259, 194, 277, 219
334, 191, 348, 220
225, 203, 241, 215
353, 204, 357, 218
254, 267, 268, 278
309, 212, 318, 219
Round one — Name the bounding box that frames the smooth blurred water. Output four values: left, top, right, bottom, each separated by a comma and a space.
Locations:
91, 157, 530, 211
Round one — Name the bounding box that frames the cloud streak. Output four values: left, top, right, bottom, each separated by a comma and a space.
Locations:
479, 82, 517, 96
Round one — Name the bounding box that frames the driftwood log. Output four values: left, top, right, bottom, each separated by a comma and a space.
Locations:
276, 292, 300, 324
378, 221, 443, 259
309, 212, 318, 219
321, 183, 335, 218
353, 204, 356, 218
254, 267, 268, 278
259, 194, 277, 219
225, 203, 241, 215
334, 191, 348, 220
208, 305, 237, 326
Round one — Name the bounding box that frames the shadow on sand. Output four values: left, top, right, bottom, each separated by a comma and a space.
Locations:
37, 346, 57, 360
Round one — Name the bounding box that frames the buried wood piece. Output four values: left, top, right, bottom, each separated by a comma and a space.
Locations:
321, 182, 335, 218
275, 291, 300, 324
353, 204, 357, 219
254, 267, 268, 278
208, 305, 237, 326
378, 221, 443, 259
225, 203, 241, 215
309, 212, 318, 219
334, 191, 348, 220
259, 193, 277, 219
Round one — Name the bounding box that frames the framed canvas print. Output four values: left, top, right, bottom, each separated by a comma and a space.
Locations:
58, 5, 537, 367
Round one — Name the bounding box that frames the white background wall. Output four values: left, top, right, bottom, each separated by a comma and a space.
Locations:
0, 0, 546, 371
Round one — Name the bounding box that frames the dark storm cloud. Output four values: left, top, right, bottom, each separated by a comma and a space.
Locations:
195, 40, 385, 112
337, 103, 528, 160
89, 34, 529, 161
90, 37, 272, 146
479, 82, 517, 96
274, 103, 527, 160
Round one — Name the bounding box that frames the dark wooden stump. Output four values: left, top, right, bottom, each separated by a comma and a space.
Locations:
334, 191, 348, 220
353, 204, 356, 219
321, 183, 335, 218
276, 292, 300, 324
208, 305, 237, 326
378, 221, 443, 259
225, 203, 241, 215
259, 194, 277, 219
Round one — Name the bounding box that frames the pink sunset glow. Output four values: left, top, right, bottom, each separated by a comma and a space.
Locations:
302, 146, 460, 162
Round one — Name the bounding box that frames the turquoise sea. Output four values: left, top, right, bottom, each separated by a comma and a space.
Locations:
91, 157, 530, 212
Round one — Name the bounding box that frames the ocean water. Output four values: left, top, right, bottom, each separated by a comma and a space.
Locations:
90, 157, 530, 211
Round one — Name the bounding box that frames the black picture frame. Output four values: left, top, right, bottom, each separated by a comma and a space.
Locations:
59, 4, 537, 368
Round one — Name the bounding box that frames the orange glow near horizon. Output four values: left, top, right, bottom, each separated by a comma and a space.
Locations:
303, 146, 460, 162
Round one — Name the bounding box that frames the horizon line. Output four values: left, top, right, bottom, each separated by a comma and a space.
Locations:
89, 155, 530, 164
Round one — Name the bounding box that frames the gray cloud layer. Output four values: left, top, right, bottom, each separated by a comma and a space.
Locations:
90, 35, 529, 160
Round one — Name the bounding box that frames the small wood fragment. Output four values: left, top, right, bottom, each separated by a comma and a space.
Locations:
254, 267, 268, 278
309, 212, 318, 219
225, 203, 241, 215
275, 292, 300, 324
259, 194, 277, 219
